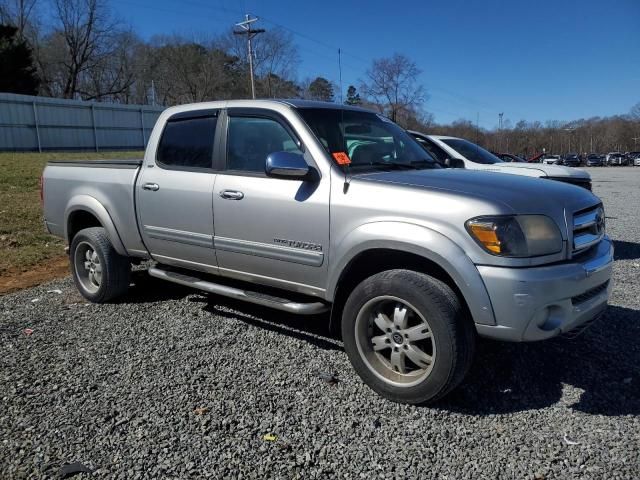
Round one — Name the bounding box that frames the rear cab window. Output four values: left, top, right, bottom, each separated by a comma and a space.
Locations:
156, 111, 217, 169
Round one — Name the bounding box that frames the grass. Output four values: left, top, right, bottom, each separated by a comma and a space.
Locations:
0, 151, 143, 277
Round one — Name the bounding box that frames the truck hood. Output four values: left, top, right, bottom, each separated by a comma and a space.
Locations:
358, 168, 598, 215
486, 162, 590, 179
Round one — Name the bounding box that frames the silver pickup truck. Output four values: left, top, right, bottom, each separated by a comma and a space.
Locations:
42, 99, 613, 404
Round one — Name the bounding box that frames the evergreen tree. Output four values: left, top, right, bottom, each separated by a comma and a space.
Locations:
308, 76, 334, 102
345, 85, 361, 105
0, 24, 40, 95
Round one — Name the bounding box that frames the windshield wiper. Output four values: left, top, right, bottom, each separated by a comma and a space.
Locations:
367, 161, 420, 170
410, 160, 439, 169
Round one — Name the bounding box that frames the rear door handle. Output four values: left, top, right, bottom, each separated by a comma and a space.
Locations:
219, 190, 244, 200
143, 183, 159, 191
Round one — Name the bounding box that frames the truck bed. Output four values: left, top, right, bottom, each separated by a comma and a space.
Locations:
43, 159, 147, 256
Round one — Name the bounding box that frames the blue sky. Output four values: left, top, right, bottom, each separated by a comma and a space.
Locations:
110, 0, 640, 128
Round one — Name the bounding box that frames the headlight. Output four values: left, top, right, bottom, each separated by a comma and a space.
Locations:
466, 215, 563, 257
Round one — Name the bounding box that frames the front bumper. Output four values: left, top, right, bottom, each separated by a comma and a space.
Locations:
475, 237, 613, 342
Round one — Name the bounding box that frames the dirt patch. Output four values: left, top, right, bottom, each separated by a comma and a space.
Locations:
0, 255, 69, 295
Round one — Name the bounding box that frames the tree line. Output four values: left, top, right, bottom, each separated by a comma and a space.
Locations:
1, 0, 639, 154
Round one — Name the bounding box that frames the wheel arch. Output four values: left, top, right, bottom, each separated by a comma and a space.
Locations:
64, 195, 128, 256
328, 223, 496, 331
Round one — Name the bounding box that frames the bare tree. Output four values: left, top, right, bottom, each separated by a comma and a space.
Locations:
0, 0, 38, 37
360, 53, 425, 123
38, 0, 128, 99
146, 35, 243, 105
220, 27, 299, 98
78, 30, 140, 101
630, 102, 640, 121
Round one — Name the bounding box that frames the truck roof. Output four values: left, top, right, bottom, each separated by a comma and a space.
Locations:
163, 98, 372, 115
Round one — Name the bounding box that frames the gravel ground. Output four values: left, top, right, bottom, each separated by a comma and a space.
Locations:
1, 167, 639, 479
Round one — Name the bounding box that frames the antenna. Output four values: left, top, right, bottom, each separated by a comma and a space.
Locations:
338, 48, 343, 104
234, 14, 265, 99
338, 47, 351, 192
476, 112, 480, 150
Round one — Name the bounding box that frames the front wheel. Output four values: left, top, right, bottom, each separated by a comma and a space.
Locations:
342, 269, 475, 405
70, 227, 131, 303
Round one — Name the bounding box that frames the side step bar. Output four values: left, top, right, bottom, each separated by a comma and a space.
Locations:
148, 266, 329, 315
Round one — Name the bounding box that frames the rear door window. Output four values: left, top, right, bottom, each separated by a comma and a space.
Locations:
157, 114, 217, 169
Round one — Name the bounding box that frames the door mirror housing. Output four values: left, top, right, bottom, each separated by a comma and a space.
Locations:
265, 151, 311, 179
445, 157, 465, 169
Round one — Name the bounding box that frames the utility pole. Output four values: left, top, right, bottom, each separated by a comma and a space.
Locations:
150, 80, 156, 106
564, 127, 575, 153
498, 112, 503, 151
234, 14, 265, 99
632, 136, 640, 149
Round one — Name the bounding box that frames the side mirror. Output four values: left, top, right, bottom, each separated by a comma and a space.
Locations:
445, 158, 465, 168
265, 151, 311, 180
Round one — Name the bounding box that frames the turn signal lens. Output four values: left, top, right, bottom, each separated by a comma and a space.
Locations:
467, 222, 501, 253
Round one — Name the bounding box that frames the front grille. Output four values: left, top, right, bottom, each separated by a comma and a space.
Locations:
571, 280, 609, 305
572, 204, 605, 254
547, 176, 592, 190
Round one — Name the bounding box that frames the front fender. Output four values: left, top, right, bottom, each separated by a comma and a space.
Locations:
64, 195, 128, 256
328, 221, 496, 326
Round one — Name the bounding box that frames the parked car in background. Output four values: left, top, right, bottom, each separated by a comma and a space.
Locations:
626, 152, 640, 166
586, 154, 604, 167
492, 152, 527, 162
42, 99, 613, 405
563, 153, 582, 167
408, 132, 592, 189
528, 153, 544, 163
541, 154, 562, 165
607, 152, 627, 166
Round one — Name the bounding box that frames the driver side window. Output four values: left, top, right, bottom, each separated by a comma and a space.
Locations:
226, 116, 302, 172
417, 138, 449, 165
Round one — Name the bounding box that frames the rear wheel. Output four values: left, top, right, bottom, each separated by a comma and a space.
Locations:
342, 269, 475, 405
70, 227, 130, 303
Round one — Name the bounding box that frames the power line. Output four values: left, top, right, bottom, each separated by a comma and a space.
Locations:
116, 0, 502, 121
233, 14, 264, 99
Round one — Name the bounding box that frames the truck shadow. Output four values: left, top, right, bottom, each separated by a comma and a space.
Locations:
203, 297, 342, 352
205, 299, 639, 416
116, 270, 194, 304
612, 240, 640, 260
119, 275, 639, 416
435, 305, 640, 415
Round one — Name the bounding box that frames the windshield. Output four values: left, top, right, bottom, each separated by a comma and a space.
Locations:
440, 138, 503, 164
297, 108, 439, 170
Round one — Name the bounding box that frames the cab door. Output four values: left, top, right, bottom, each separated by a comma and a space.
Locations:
136, 109, 220, 273
211, 108, 330, 295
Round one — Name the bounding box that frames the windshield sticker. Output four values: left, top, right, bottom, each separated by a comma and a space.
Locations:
332, 152, 351, 165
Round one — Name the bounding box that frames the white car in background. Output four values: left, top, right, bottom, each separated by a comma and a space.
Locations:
409, 132, 592, 190
606, 152, 626, 166
541, 154, 562, 165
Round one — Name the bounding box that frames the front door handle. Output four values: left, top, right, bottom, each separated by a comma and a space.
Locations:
143, 183, 160, 191
219, 190, 244, 200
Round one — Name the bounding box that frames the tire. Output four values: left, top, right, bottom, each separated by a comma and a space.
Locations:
70, 227, 130, 303
341, 269, 475, 405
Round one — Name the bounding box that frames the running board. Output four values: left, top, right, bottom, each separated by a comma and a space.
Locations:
148, 266, 329, 315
